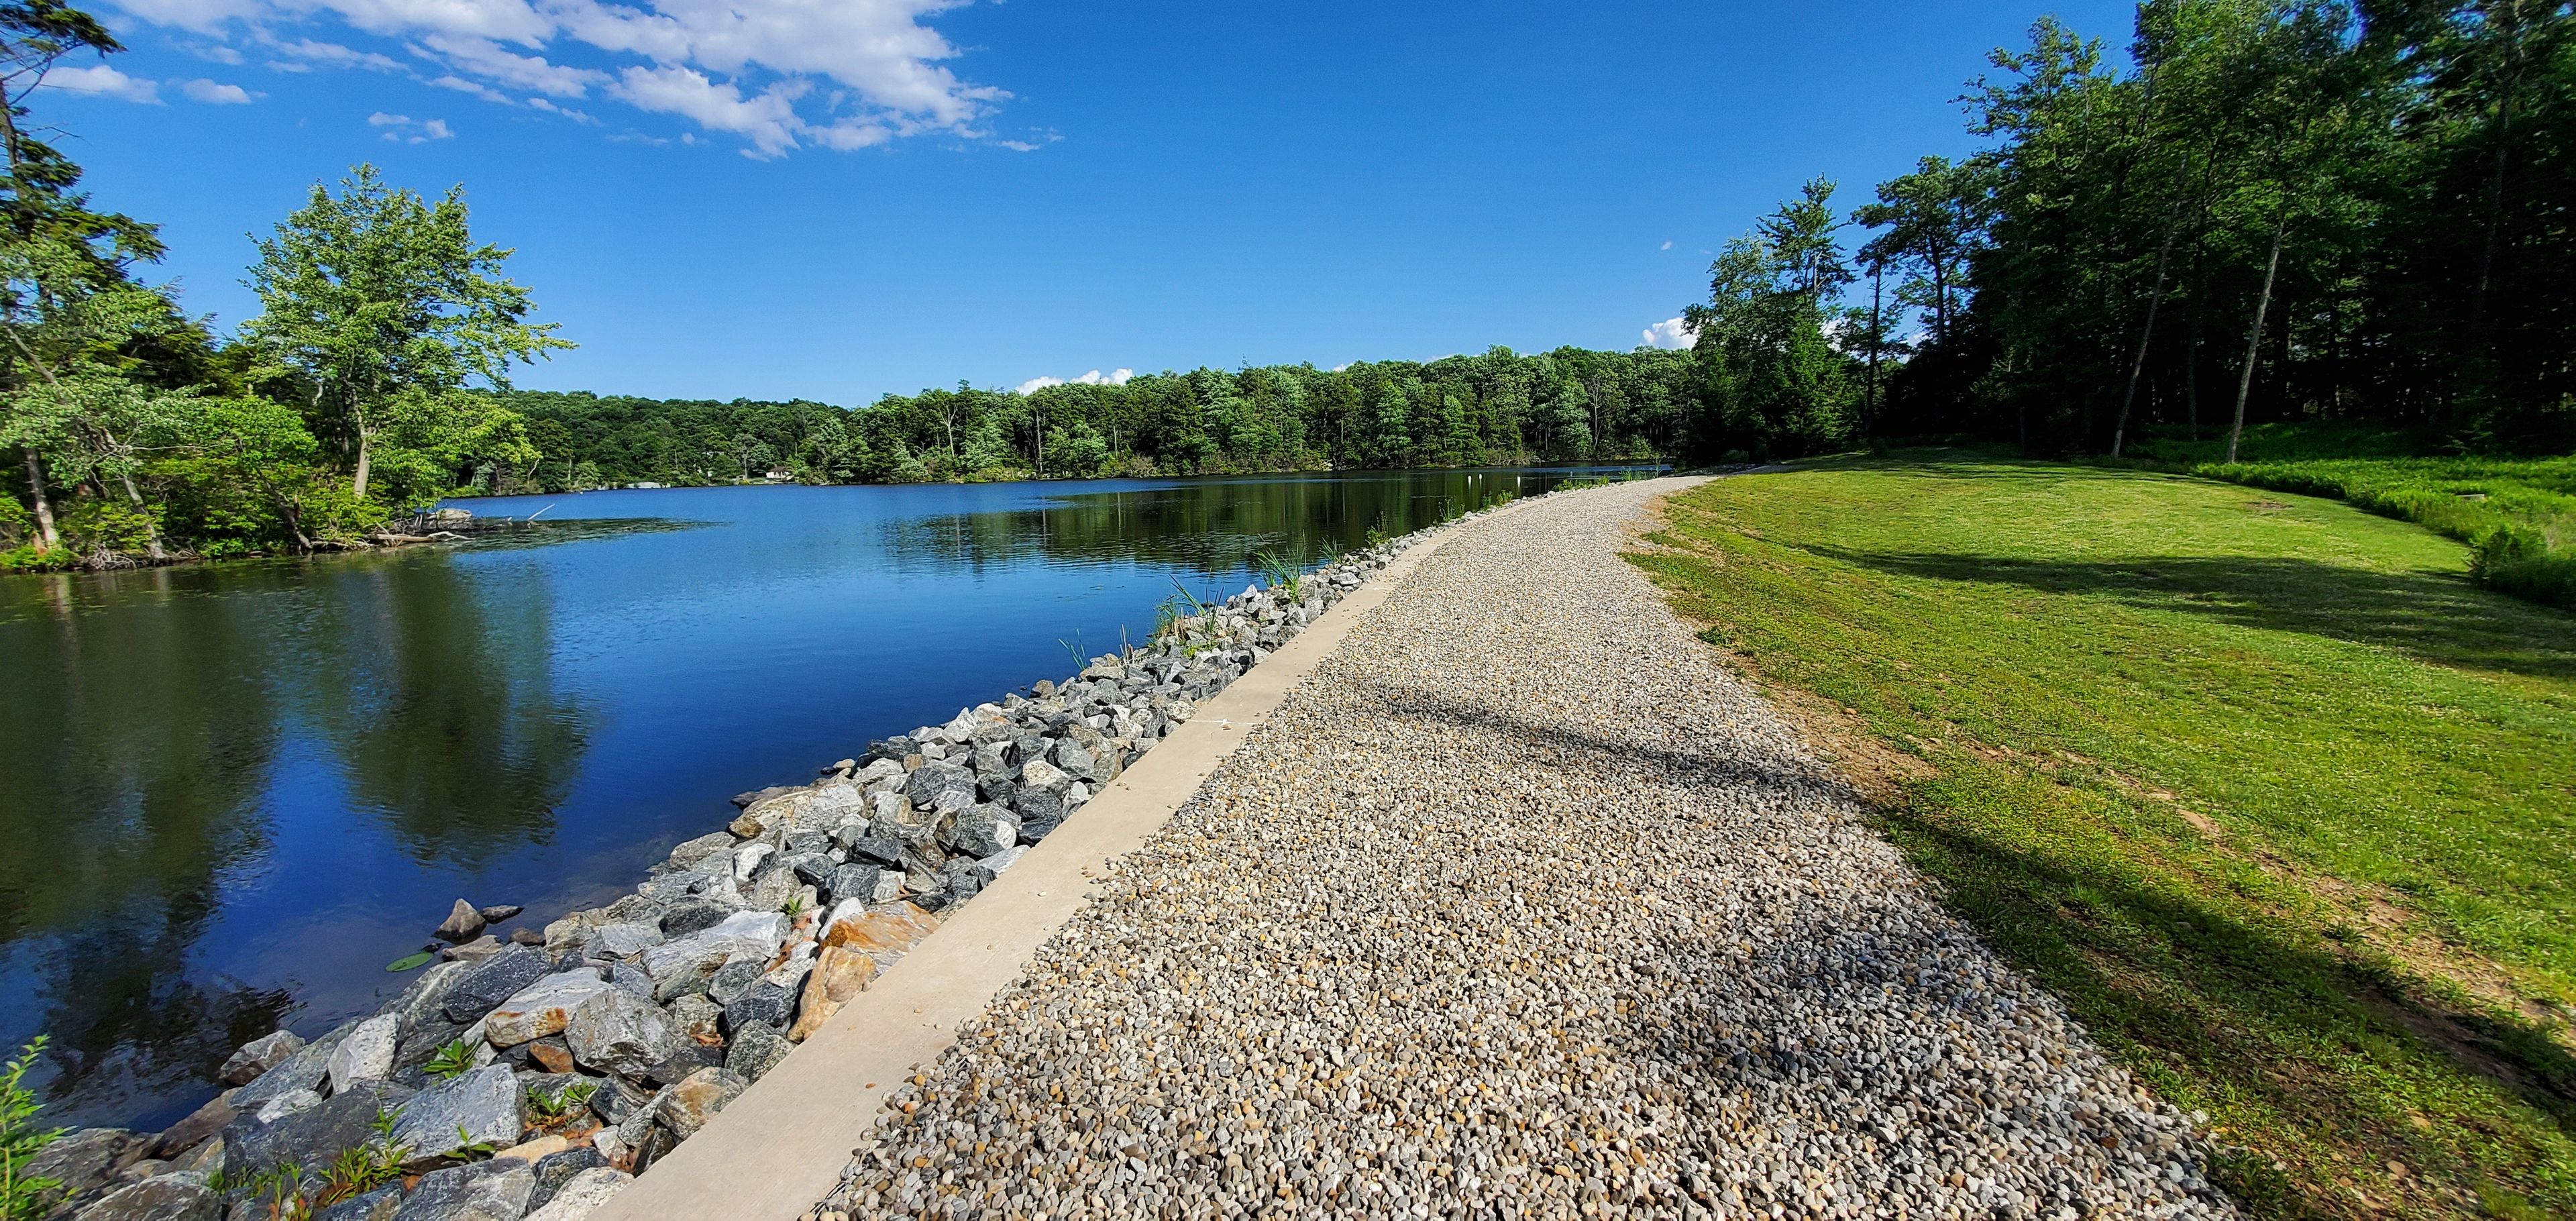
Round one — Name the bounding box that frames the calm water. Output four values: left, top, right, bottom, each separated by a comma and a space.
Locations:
0, 467, 1652, 1129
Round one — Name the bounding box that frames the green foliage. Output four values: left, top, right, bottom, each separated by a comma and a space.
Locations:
423, 1039, 474, 1081
1639, 456, 2576, 1218
526, 1079, 596, 1126
1, 1038, 64, 1221
1251, 549, 1301, 600
384, 950, 434, 972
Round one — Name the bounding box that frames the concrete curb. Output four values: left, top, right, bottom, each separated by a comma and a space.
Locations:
590, 496, 1536, 1221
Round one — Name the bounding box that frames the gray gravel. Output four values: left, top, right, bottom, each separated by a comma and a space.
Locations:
812, 477, 2236, 1220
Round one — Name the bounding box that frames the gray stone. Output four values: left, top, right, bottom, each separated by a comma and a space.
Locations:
478, 904, 523, 924
561, 988, 678, 1079
902, 762, 975, 811
661, 831, 735, 871
650, 1067, 747, 1140
586, 1074, 652, 1125
315, 1184, 402, 1221
386, 960, 474, 1039
153, 1093, 237, 1160
663, 993, 724, 1046
721, 979, 798, 1034
942, 805, 1016, 858
823, 863, 883, 905
439, 945, 551, 1024
253, 1089, 322, 1123
24, 1126, 146, 1204
604, 962, 653, 1000
392, 1019, 473, 1073
219, 1030, 305, 1086
1015, 757, 1072, 794
388, 1066, 521, 1169
582, 922, 662, 961
391, 1159, 534, 1221
73, 1175, 221, 1221
221, 1081, 414, 1180
527, 1146, 608, 1213
704, 956, 765, 1006
723, 1020, 792, 1083
326, 1013, 400, 1093
1009, 785, 1067, 827
641, 1043, 722, 1087
523, 1166, 629, 1221
654, 898, 732, 937
232, 1020, 354, 1112
1049, 739, 1097, 781
639, 911, 784, 1001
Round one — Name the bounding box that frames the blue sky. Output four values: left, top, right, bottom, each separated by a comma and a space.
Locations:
48, 1, 2137, 404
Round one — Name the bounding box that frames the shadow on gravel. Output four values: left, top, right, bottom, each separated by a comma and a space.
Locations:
1796, 547, 2576, 683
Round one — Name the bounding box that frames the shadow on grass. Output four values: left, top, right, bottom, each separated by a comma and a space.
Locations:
1797, 545, 2576, 682
1873, 804, 2576, 1216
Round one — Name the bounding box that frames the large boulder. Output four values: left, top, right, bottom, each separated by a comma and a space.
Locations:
561, 989, 679, 1079
819, 902, 938, 959
71, 1174, 221, 1221
724, 1020, 792, 1083
787, 945, 877, 1041
526, 1147, 608, 1213
222, 1081, 415, 1180
651, 1067, 747, 1140
582, 922, 663, 961
484, 970, 613, 1047
325, 1013, 400, 1093
902, 763, 976, 812
439, 945, 552, 1024
152, 1093, 237, 1160
941, 806, 1016, 858
23, 1126, 146, 1207
316, 1185, 402, 1221
386, 961, 475, 1038
218, 1030, 305, 1086
391, 1158, 534, 1221
638, 911, 784, 1002
232, 1020, 354, 1112
388, 1066, 521, 1169
523, 1166, 630, 1221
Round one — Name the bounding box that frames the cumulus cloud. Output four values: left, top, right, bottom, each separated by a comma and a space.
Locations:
42, 64, 162, 101
1017, 368, 1134, 394
1642, 317, 1699, 350
1660, 240, 1673, 250
118, 0, 1006, 154
180, 77, 259, 103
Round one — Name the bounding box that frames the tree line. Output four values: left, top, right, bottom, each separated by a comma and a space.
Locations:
7, 0, 2568, 568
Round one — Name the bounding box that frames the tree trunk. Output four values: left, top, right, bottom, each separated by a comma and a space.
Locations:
20, 446, 58, 553
1865, 262, 1883, 439
352, 429, 373, 501
2226, 201, 2292, 464
2110, 148, 2200, 458
2185, 315, 2202, 441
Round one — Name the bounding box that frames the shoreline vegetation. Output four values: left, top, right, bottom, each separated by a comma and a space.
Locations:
1639, 456, 2576, 1219
0, 479, 1544, 1221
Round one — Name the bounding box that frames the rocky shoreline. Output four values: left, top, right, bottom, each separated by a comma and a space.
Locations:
19, 500, 1517, 1221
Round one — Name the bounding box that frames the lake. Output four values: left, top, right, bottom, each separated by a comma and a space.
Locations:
0, 466, 1653, 1129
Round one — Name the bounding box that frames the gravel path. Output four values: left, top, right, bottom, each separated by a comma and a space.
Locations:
812, 478, 2235, 1221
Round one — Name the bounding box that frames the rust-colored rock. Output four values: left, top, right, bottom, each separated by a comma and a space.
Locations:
818, 902, 938, 959
786, 945, 879, 1042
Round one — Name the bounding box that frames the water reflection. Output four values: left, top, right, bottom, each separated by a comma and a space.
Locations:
0, 548, 596, 1128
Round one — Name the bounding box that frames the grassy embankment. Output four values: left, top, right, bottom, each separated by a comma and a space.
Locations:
2125, 423, 2576, 609
1631, 455, 2576, 1220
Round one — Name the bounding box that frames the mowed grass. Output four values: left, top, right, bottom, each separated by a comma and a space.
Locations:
1629, 454, 2576, 1219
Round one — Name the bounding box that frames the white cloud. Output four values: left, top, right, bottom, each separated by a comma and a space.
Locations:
190, 42, 248, 64
421, 32, 603, 97
42, 64, 162, 102
268, 38, 405, 71
115, 0, 1006, 155
1660, 240, 1673, 251
612, 63, 802, 156
1016, 368, 1133, 394
179, 77, 259, 103
428, 72, 513, 103
368, 111, 453, 140
1642, 317, 1698, 350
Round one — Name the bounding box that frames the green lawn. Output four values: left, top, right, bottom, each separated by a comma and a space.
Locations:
1631, 454, 2576, 1220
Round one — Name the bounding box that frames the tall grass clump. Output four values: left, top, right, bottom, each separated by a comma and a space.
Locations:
1, 1039, 62, 1221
